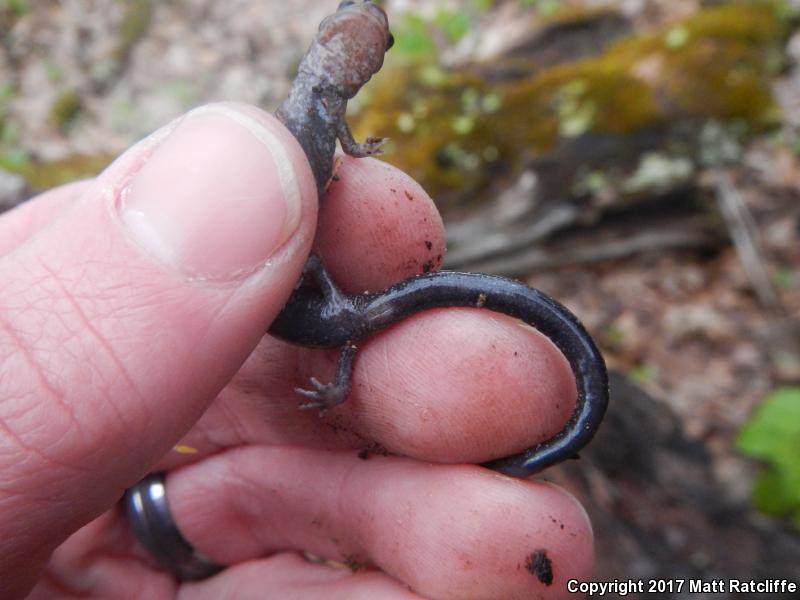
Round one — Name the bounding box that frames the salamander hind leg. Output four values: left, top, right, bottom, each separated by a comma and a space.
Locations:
296, 343, 358, 411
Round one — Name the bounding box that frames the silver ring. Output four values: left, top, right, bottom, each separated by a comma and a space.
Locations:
124, 472, 224, 581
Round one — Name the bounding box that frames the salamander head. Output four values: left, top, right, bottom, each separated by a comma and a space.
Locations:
310, 1, 393, 98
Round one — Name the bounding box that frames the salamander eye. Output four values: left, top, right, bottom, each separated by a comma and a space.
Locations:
386, 33, 394, 50
338, 1, 356, 9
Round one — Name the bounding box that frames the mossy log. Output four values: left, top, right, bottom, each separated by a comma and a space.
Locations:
353, 3, 786, 211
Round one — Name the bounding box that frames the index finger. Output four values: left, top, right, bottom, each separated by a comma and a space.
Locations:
302, 153, 580, 467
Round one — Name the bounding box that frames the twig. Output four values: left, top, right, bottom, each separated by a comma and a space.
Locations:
460, 226, 722, 276
709, 170, 785, 315
445, 202, 580, 268
445, 170, 584, 267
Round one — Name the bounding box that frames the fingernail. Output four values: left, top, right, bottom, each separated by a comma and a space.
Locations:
119, 105, 302, 281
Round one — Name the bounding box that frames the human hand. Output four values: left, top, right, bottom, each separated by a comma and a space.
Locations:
0, 103, 592, 599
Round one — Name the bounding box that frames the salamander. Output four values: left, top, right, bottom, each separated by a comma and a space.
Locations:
268, 0, 609, 477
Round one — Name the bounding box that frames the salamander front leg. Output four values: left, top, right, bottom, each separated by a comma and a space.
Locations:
295, 343, 358, 410
336, 118, 386, 157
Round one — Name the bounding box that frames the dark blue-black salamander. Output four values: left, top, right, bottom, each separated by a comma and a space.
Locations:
268, 1, 609, 477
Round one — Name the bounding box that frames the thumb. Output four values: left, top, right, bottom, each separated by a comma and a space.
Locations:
0, 103, 316, 595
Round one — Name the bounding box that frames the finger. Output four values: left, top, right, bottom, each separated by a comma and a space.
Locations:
29, 512, 176, 599
34, 516, 419, 599
316, 154, 446, 292
0, 179, 92, 256
0, 102, 318, 597
183, 553, 422, 600
294, 156, 578, 462
168, 446, 593, 600
330, 308, 576, 464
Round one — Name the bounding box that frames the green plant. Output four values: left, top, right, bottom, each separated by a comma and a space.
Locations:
629, 363, 658, 384
389, 7, 477, 58
736, 386, 800, 527
392, 0, 566, 58
0, 0, 28, 17
390, 13, 437, 57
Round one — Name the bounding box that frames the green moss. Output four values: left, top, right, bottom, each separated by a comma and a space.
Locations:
49, 88, 82, 131
497, 58, 661, 148
7, 153, 114, 192
521, 2, 785, 131
540, 3, 620, 26
352, 2, 787, 208
354, 66, 510, 203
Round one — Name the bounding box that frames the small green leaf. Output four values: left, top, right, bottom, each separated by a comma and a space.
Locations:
752, 468, 796, 514
629, 363, 658, 384
665, 25, 690, 49
737, 387, 800, 523
392, 15, 436, 57
436, 10, 471, 43
737, 387, 800, 458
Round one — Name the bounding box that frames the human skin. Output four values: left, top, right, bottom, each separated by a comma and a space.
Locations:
0, 103, 593, 599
